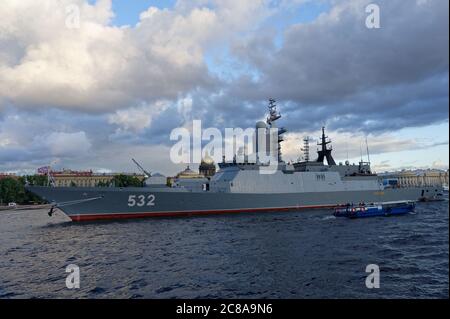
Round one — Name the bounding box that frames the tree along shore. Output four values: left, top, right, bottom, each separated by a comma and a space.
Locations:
0, 174, 144, 206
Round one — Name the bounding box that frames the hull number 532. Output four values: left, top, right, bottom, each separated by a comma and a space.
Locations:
128, 194, 156, 207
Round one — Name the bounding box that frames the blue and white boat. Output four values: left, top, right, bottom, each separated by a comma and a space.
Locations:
334, 201, 415, 218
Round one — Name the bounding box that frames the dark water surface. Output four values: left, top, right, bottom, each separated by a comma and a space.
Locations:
0, 199, 448, 299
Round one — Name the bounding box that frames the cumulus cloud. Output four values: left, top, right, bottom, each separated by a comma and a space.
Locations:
0, 0, 272, 113
0, 109, 94, 170
0, 0, 448, 173
43, 131, 91, 157
225, 0, 449, 132
242, 0, 448, 98
431, 160, 449, 171
108, 101, 169, 133
0, 0, 126, 111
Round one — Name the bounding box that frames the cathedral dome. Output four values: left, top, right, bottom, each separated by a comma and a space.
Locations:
179, 166, 198, 176
199, 151, 216, 177
201, 151, 215, 166
175, 166, 204, 179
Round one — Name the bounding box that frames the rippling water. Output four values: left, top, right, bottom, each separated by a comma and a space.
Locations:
0, 198, 448, 299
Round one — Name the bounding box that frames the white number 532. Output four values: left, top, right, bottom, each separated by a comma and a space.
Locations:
128, 194, 156, 207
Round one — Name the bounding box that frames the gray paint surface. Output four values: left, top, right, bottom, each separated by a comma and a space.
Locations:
28, 185, 441, 220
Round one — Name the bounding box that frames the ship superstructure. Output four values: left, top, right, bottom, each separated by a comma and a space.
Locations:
27, 100, 443, 221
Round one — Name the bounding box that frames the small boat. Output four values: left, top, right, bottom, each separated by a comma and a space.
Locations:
419, 193, 445, 202
334, 201, 415, 218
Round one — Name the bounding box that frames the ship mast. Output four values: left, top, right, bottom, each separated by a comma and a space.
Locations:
316, 127, 336, 166
301, 136, 310, 162
365, 136, 371, 164
266, 98, 281, 125
266, 99, 286, 163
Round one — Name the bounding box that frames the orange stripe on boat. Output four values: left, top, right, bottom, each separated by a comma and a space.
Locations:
69, 204, 340, 222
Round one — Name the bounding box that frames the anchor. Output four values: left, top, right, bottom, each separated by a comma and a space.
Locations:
47, 196, 104, 217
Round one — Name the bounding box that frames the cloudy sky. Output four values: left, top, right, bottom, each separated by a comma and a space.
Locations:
0, 0, 448, 176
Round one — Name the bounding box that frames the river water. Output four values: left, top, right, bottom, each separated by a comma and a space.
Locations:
0, 198, 448, 298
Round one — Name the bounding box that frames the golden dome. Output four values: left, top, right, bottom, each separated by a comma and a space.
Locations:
201, 151, 215, 165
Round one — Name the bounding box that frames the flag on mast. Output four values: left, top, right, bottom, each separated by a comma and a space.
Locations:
37, 166, 50, 174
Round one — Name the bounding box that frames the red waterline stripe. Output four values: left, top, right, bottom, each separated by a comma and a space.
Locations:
69, 204, 339, 222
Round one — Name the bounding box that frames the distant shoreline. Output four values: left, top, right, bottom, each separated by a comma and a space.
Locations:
0, 204, 50, 211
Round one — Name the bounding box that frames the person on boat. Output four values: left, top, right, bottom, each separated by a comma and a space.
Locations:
344, 203, 351, 213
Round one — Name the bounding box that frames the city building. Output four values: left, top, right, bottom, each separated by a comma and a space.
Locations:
380, 169, 449, 187
44, 169, 145, 187
169, 165, 209, 191
172, 166, 203, 179
0, 173, 19, 180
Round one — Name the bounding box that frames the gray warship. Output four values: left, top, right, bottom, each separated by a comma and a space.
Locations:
27, 100, 442, 222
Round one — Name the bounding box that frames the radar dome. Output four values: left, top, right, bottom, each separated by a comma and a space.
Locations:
256, 121, 267, 129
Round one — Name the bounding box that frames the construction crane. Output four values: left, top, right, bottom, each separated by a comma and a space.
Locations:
131, 158, 152, 178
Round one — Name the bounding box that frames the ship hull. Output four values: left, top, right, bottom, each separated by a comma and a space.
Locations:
27, 186, 442, 222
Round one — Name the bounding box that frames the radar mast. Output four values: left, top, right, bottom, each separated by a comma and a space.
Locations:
301, 136, 310, 162
266, 99, 286, 163
316, 127, 336, 166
